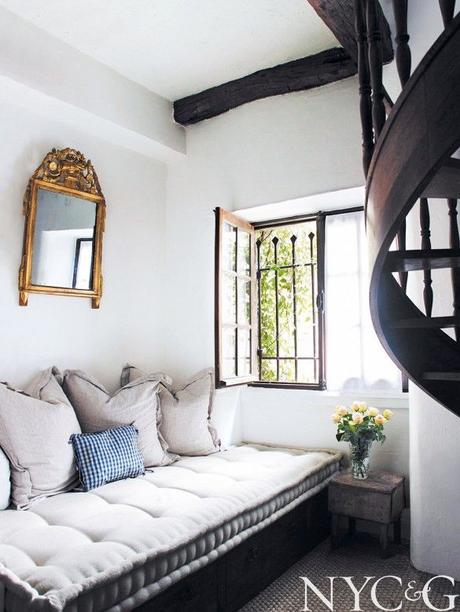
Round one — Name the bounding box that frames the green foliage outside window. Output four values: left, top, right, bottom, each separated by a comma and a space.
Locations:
256, 220, 319, 384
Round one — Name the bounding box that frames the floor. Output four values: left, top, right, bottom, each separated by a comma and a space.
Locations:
238, 535, 460, 611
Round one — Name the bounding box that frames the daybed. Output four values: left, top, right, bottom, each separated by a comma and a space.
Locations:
0, 443, 341, 612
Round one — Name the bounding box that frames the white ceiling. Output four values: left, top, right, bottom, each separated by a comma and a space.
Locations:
0, 0, 338, 100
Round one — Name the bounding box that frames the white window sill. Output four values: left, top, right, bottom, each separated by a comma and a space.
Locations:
242, 385, 409, 409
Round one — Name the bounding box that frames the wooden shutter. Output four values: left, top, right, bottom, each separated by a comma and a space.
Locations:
215, 207, 258, 387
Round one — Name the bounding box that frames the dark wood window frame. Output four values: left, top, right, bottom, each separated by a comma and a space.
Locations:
215, 205, 368, 390
214, 208, 258, 388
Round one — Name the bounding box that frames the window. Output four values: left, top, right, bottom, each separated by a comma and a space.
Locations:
324, 210, 401, 391
215, 207, 401, 392
214, 208, 257, 386
255, 216, 325, 388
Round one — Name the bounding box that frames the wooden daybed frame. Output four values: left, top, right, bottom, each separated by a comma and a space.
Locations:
136, 488, 329, 612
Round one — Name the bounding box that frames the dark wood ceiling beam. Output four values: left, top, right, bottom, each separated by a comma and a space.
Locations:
306, 0, 394, 63
173, 47, 357, 125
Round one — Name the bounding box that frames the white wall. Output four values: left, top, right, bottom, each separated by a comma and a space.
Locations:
164, 77, 411, 461
165, 77, 364, 381
241, 387, 409, 475
410, 386, 460, 579
0, 100, 167, 392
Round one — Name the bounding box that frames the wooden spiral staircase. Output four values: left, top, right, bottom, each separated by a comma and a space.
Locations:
357, 0, 460, 415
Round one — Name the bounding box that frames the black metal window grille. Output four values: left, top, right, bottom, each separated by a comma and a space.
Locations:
255, 216, 325, 388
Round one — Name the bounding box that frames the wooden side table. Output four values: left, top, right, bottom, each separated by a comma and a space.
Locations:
328, 470, 405, 557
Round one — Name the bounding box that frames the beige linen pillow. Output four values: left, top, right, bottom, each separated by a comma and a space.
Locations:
63, 370, 176, 467
24, 366, 69, 404
0, 369, 81, 509
122, 366, 221, 456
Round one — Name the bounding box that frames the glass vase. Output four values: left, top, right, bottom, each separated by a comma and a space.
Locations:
349, 439, 373, 480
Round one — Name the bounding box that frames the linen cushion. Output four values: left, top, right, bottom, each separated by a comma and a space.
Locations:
0, 374, 81, 509
70, 425, 145, 491
0, 444, 342, 612
122, 366, 221, 456
120, 365, 172, 389
0, 447, 10, 510
23, 366, 70, 405
63, 370, 176, 467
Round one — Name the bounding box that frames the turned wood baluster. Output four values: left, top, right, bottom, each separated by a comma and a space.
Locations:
448, 198, 460, 340
420, 198, 433, 317
392, 0, 411, 292
354, 0, 374, 176
439, 0, 456, 27
397, 219, 408, 292
366, 0, 386, 140
392, 0, 411, 86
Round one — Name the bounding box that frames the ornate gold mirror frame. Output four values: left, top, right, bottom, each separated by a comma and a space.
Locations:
19, 148, 106, 309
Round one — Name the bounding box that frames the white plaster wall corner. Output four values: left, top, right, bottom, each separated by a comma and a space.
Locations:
0, 7, 186, 163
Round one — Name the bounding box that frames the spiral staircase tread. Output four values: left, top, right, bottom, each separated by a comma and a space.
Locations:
386, 249, 460, 272
391, 316, 460, 329
423, 371, 460, 381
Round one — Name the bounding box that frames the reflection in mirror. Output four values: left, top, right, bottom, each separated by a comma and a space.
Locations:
31, 189, 96, 290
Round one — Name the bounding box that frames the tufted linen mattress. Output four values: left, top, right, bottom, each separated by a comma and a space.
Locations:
0, 443, 341, 612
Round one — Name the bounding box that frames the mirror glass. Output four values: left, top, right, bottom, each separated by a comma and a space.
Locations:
31, 188, 97, 290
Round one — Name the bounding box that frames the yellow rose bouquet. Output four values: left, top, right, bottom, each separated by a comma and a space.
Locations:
331, 402, 394, 479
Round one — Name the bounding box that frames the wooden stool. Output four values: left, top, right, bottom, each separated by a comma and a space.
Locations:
328, 470, 405, 557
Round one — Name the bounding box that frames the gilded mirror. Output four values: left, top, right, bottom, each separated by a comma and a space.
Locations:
19, 148, 106, 308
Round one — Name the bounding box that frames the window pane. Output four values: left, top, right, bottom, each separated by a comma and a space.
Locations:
297, 324, 315, 357
237, 278, 251, 326
238, 328, 251, 376
222, 222, 236, 272
279, 359, 295, 382
296, 265, 316, 357
216, 209, 257, 387
278, 267, 295, 357
222, 272, 236, 323
260, 269, 276, 356
258, 230, 274, 269
256, 218, 322, 386
297, 360, 315, 384
272, 229, 292, 267
222, 327, 236, 378
238, 231, 251, 276
261, 359, 277, 382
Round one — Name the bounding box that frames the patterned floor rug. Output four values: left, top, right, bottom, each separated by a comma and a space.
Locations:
239, 536, 460, 612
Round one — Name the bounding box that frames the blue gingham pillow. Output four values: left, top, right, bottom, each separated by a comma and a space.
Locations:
69, 425, 145, 491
